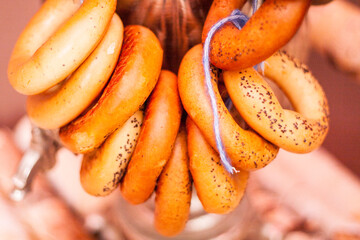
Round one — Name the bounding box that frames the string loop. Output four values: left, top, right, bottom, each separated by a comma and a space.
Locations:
202, 10, 249, 174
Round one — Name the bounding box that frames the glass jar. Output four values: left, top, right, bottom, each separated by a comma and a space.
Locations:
108, 192, 264, 240
107, 2, 311, 239
104, 2, 268, 239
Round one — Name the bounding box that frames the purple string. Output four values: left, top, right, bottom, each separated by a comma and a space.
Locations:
203, 10, 249, 174
252, 0, 259, 15
203, 1, 262, 174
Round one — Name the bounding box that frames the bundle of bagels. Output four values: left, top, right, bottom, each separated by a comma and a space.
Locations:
8, 0, 329, 237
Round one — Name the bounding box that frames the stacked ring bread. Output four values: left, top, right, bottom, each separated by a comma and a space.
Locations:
7, 0, 329, 237
178, 0, 328, 234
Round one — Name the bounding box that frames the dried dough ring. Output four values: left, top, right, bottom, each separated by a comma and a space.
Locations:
8, 0, 116, 95
204, 0, 310, 70
27, 15, 123, 129
59, 25, 163, 154
121, 70, 182, 204
223, 51, 330, 153
80, 110, 143, 196
187, 117, 248, 214
178, 44, 279, 171
154, 127, 192, 237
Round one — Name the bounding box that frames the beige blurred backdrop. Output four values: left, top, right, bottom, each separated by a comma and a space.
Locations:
0, 0, 359, 177
0, 0, 41, 127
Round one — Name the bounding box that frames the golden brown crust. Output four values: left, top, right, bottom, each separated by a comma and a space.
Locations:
154, 127, 191, 237
223, 51, 329, 153
208, 0, 310, 70
187, 118, 248, 214
178, 44, 278, 171
59, 25, 163, 154
120, 70, 182, 204
27, 15, 124, 129
8, 0, 116, 95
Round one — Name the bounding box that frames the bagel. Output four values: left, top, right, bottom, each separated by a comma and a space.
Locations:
178, 44, 278, 171
121, 70, 182, 204
80, 110, 143, 196
27, 14, 124, 129
8, 0, 116, 95
187, 117, 248, 214
223, 51, 330, 153
59, 25, 163, 154
154, 127, 191, 237
205, 0, 310, 70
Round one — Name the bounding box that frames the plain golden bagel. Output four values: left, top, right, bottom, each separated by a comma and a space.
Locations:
223, 51, 330, 153
27, 14, 124, 129
8, 0, 116, 95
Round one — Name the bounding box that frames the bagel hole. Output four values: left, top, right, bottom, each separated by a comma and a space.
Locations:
220, 80, 251, 130
39, 74, 73, 95
228, 101, 250, 130
69, 70, 113, 120
263, 77, 294, 111
221, 73, 294, 134
220, 72, 294, 130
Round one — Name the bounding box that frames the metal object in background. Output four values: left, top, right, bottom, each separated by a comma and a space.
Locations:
10, 127, 60, 201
